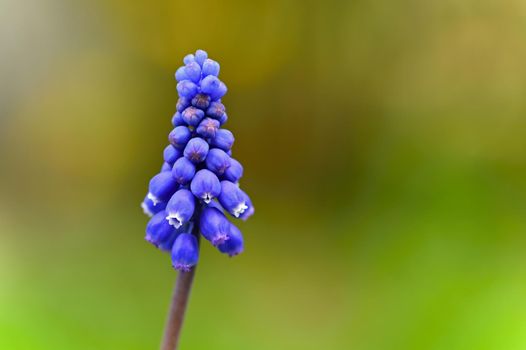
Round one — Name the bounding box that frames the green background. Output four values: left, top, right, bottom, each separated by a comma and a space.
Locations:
1, 0, 526, 349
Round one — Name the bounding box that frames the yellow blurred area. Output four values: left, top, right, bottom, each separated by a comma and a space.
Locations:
1, 0, 526, 349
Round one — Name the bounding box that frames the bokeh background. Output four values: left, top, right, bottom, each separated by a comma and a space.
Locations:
1, 0, 526, 349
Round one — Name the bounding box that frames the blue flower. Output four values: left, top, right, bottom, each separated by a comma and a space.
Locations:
202, 59, 220, 77
146, 210, 180, 251
172, 111, 185, 126
148, 172, 179, 205
181, 106, 205, 126
218, 181, 249, 218
199, 206, 231, 246
172, 157, 196, 185
142, 49, 254, 270
183, 54, 195, 64
192, 93, 211, 110
205, 148, 231, 176
206, 101, 225, 119
169, 126, 192, 149
184, 137, 209, 163
196, 118, 220, 138
160, 162, 172, 173
176, 80, 199, 99
218, 223, 244, 257
171, 233, 199, 271
183, 62, 201, 83
210, 129, 234, 151
190, 169, 221, 203
163, 145, 181, 164
176, 98, 190, 113
166, 189, 196, 228
194, 49, 208, 66
141, 195, 167, 217
223, 157, 243, 183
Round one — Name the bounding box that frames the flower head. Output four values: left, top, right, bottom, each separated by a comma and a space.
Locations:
141, 50, 254, 271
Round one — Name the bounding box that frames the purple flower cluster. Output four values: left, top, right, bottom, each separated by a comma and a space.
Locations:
141, 50, 254, 271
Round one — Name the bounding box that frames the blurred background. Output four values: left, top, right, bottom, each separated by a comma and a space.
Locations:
1, 0, 526, 349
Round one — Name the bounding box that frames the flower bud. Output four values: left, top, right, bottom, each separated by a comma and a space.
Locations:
190, 169, 221, 203
176, 80, 198, 99
183, 54, 195, 64
205, 148, 231, 176
223, 157, 243, 183
184, 137, 209, 163
172, 111, 185, 126
239, 194, 254, 221
210, 129, 234, 151
161, 162, 172, 172
172, 157, 196, 185
148, 172, 179, 205
200, 76, 224, 99
163, 144, 181, 164
169, 126, 192, 149
218, 181, 249, 218
195, 49, 208, 66
218, 223, 244, 257
206, 101, 225, 119
218, 112, 228, 125
176, 98, 190, 113
185, 62, 202, 83
175, 66, 189, 82
141, 195, 166, 217
181, 106, 205, 126
196, 118, 220, 138
211, 82, 227, 101
192, 93, 211, 110
146, 210, 179, 251
199, 207, 231, 246
171, 233, 199, 271
202, 58, 220, 77
166, 189, 195, 228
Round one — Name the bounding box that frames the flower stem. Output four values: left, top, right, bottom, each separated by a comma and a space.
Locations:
161, 225, 200, 350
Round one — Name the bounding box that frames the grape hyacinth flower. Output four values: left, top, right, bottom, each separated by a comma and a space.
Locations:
140, 50, 254, 350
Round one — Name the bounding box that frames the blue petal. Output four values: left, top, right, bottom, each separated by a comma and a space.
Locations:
181, 106, 205, 126
163, 144, 182, 164
141, 195, 166, 217
184, 62, 201, 83
160, 162, 172, 173
175, 66, 189, 82
194, 49, 208, 67
223, 158, 243, 182
210, 129, 234, 151
171, 233, 199, 271
176, 80, 198, 99
183, 138, 209, 164
199, 207, 231, 246
183, 54, 195, 65
169, 126, 192, 149
196, 118, 220, 139
166, 189, 196, 228
176, 98, 190, 113
172, 112, 185, 126
218, 223, 244, 256
191, 93, 211, 110
205, 148, 231, 176
206, 101, 225, 119
202, 59, 220, 77
148, 172, 179, 205
190, 169, 221, 203
172, 157, 196, 185
218, 181, 249, 218
146, 210, 179, 251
